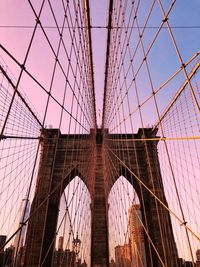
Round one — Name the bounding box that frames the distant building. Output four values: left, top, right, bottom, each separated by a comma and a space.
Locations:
184, 262, 193, 267
4, 245, 15, 267
197, 249, 200, 260
110, 258, 116, 267
115, 243, 131, 267
52, 235, 87, 266
0, 236, 7, 267
177, 258, 185, 266
128, 204, 147, 267
58, 236, 64, 250
80, 260, 87, 267
196, 249, 200, 267
0, 252, 5, 267
0, 235, 7, 249
177, 258, 195, 267
52, 248, 76, 267
13, 198, 30, 257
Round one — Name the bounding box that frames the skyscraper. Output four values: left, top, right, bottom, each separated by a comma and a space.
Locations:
128, 204, 147, 267
115, 243, 131, 267
0, 235, 6, 249
0, 236, 7, 266
58, 236, 64, 250
13, 198, 30, 256
196, 249, 200, 267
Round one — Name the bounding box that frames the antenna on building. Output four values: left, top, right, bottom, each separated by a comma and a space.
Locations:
98, 109, 101, 128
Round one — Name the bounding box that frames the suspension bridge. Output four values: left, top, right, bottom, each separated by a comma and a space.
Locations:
0, 0, 200, 266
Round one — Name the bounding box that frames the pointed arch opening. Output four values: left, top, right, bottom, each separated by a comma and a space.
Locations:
108, 176, 147, 267
54, 176, 91, 267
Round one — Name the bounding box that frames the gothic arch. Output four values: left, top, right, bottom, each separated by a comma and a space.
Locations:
104, 128, 178, 266
23, 129, 95, 266
24, 128, 178, 267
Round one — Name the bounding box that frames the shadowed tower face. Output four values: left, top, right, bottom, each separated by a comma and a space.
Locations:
23, 128, 178, 267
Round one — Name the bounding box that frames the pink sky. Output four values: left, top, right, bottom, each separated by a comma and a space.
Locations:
0, 0, 200, 264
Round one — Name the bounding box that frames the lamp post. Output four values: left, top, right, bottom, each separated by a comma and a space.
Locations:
72, 233, 81, 265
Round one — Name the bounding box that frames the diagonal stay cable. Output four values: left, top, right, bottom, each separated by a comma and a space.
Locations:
0, 165, 78, 253
153, 61, 200, 130
0, 44, 90, 132
0, 65, 42, 127
106, 144, 200, 242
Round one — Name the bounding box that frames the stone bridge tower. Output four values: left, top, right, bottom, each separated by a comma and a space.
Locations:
23, 128, 178, 267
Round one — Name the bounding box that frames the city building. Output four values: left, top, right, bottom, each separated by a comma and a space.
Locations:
4, 245, 15, 267
177, 258, 185, 266
177, 257, 195, 267
13, 198, 30, 257
0, 235, 7, 249
128, 204, 147, 267
58, 236, 64, 250
51, 234, 87, 267
115, 243, 131, 267
80, 260, 87, 267
110, 258, 116, 267
184, 262, 193, 267
0, 236, 7, 267
52, 248, 76, 267
196, 249, 200, 267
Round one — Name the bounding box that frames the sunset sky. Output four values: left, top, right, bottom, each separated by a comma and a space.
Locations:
0, 0, 200, 264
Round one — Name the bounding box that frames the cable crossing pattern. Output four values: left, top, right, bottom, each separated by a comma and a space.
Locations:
0, 1, 200, 267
